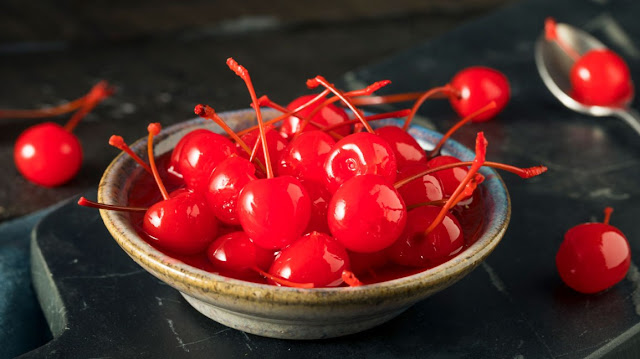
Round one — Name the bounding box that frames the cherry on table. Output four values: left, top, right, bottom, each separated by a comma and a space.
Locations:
556, 207, 631, 294
448, 67, 510, 122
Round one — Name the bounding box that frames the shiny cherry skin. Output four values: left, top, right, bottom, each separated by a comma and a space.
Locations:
207, 231, 274, 273
323, 132, 397, 193
301, 180, 332, 234
426, 155, 467, 198
396, 163, 444, 207
449, 66, 510, 122
570, 49, 633, 106
556, 222, 630, 294
375, 126, 426, 169
143, 191, 218, 255
206, 155, 257, 225
280, 94, 351, 139
14, 122, 83, 187
277, 130, 336, 183
388, 205, 464, 267
328, 174, 407, 253
167, 128, 212, 180
177, 131, 237, 192
239, 127, 288, 165
269, 232, 350, 287
237, 175, 311, 250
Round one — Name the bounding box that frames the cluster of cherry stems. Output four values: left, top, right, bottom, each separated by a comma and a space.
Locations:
5, 17, 632, 292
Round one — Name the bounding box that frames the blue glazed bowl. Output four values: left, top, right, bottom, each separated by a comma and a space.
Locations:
98, 109, 511, 340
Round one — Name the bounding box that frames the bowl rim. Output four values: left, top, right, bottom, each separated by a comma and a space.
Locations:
98, 108, 511, 305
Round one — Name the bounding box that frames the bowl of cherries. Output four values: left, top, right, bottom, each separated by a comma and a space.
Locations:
86, 58, 545, 339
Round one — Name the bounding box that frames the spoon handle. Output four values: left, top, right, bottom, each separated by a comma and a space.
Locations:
614, 108, 640, 136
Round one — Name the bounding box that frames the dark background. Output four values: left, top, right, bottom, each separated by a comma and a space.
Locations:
0, 0, 513, 221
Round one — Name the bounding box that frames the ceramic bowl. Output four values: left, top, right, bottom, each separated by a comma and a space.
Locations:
98, 109, 511, 340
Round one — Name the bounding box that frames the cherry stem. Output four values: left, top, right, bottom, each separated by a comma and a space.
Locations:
603, 207, 614, 225
147, 123, 170, 201
251, 267, 314, 289
307, 75, 374, 134
77, 197, 148, 212
321, 109, 412, 132
237, 91, 331, 137
407, 199, 449, 210
349, 91, 449, 106
394, 161, 547, 189
63, 81, 114, 132
342, 270, 363, 287
424, 132, 488, 235
109, 135, 152, 174
545, 17, 581, 61
428, 101, 497, 158
194, 104, 267, 173
0, 98, 84, 119
403, 85, 458, 131
227, 58, 274, 178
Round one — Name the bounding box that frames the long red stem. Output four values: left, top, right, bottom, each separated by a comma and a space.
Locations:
307, 76, 374, 134
63, 81, 114, 132
77, 197, 148, 212
0, 98, 84, 119
109, 135, 152, 174
424, 132, 488, 235
603, 207, 614, 225
428, 101, 497, 158
545, 17, 581, 61
403, 85, 457, 130
227, 58, 273, 178
258, 96, 342, 140
394, 161, 547, 189
252, 267, 314, 288
194, 104, 253, 157
147, 123, 170, 200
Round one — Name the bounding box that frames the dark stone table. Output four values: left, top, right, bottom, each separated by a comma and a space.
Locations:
3, 0, 640, 357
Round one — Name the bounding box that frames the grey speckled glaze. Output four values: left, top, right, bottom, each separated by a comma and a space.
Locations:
97, 109, 510, 339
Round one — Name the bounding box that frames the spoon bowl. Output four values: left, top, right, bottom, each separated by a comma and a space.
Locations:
535, 21, 640, 133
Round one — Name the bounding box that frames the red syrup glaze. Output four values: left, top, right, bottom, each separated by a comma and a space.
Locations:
125, 148, 485, 286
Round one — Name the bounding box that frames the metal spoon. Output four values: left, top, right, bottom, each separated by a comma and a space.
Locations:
535, 21, 640, 135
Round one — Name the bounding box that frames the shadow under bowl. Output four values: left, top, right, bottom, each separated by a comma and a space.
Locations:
98, 109, 511, 340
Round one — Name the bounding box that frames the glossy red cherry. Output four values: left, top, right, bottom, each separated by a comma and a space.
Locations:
280, 94, 350, 138
323, 132, 397, 193
396, 163, 444, 208
144, 191, 218, 255
207, 231, 274, 273
14, 122, 83, 187
328, 174, 407, 253
177, 131, 237, 191
278, 130, 336, 183
206, 155, 257, 225
168, 129, 212, 180
449, 67, 510, 122
426, 156, 467, 198
239, 127, 288, 165
388, 205, 463, 267
570, 49, 633, 106
301, 179, 332, 234
269, 232, 350, 287
375, 125, 427, 169
556, 208, 630, 294
237, 176, 311, 250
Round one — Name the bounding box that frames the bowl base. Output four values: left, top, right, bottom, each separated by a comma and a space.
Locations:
181, 292, 409, 340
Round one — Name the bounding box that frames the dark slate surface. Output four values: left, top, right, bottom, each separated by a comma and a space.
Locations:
12, 0, 640, 358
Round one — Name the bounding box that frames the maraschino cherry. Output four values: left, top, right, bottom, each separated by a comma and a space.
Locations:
13, 81, 113, 187
228, 58, 311, 250
268, 232, 350, 287
556, 207, 631, 294
142, 123, 218, 255
207, 231, 274, 275
206, 155, 257, 225
545, 17, 633, 106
